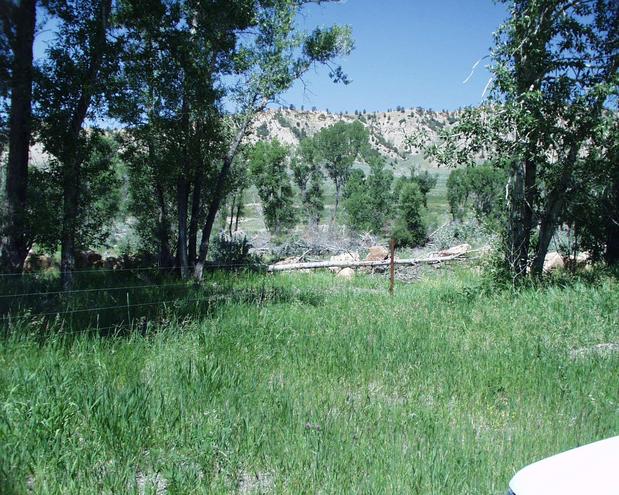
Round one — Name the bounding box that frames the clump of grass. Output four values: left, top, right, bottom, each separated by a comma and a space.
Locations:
1, 270, 617, 493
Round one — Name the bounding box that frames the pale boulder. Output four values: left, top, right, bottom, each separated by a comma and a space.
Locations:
23, 251, 53, 272
543, 252, 564, 272
336, 267, 355, 279
328, 252, 359, 273
365, 246, 389, 261
564, 251, 592, 271
437, 243, 471, 257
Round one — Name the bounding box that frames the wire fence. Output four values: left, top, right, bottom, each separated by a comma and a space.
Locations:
0, 261, 282, 337
0, 251, 457, 337
0, 261, 268, 278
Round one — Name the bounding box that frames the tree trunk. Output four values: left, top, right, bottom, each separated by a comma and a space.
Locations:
267, 252, 468, 272
234, 193, 242, 232
187, 163, 203, 268
148, 128, 173, 268
155, 177, 172, 267
0, 0, 36, 273
194, 100, 266, 280
176, 172, 190, 278
530, 144, 578, 276
505, 161, 529, 278
176, 92, 192, 279
194, 158, 230, 280
606, 172, 619, 266
228, 194, 235, 236
332, 181, 341, 224
60, 0, 112, 290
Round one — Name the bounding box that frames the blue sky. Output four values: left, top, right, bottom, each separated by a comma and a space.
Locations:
280, 0, 507, 112
33, 1, 508, 115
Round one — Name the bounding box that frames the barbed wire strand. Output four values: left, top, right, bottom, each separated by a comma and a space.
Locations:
0, 261, 269, 278
0, 281, 196, 299
1, 293, 236, 323
0, 285, 377, 336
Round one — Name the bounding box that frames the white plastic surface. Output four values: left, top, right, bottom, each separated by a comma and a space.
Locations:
509, 436, 619, 495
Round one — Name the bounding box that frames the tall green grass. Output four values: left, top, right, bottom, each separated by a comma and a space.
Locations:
1, 270, 617, 494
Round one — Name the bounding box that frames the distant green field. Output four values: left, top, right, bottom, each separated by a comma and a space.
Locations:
2, 269, 617, 493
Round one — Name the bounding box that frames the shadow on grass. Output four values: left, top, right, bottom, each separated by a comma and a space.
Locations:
0, 267, 324, 340
0, 469, 20, 495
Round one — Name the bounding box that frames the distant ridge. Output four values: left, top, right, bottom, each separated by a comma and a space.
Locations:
249, 107, 461, 158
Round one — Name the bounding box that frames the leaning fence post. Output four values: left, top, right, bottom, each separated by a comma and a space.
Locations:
389, 238, 396, 295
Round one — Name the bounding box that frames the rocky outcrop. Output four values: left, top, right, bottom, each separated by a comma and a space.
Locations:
249, 107, 459, 159
543, 252, 564, 272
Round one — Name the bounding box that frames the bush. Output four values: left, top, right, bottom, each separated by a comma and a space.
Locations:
392, 182, 427, 247
210, 231, 258, 267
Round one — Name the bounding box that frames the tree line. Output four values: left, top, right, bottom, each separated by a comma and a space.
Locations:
0, 0, 353, 287
417, 0, 618, 281
237, 120, 437, 248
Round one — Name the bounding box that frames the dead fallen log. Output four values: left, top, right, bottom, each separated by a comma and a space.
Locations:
267, 253, 466, 272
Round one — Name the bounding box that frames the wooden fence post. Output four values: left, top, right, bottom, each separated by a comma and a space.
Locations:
389, 239, 395, 295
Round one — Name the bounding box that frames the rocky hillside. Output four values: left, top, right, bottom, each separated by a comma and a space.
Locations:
249, 107, 460, 158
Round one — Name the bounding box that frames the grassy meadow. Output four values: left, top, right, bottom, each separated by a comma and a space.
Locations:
1, 269, 618, 494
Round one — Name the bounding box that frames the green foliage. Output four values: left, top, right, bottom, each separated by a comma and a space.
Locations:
558, 113, 619, 262
249, 139, 296, 236
446, 165, 506, 222
343, 154, 393, 233
446, 169, 468, 221
314, 120, 370, 219
419, 0, 619, 276
315, 120, 369, 185
410, 169, 438, 206
210, 231, 257, 267
304, 171, 325, 226
232, 4, 353, 112
291, 137, 324, 226
256, 122, 269, 138
27, 133, 122, 252
392, 181, 427, 248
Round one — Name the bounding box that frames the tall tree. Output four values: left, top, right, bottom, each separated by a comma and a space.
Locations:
0, 0, 36, 272
115, 0, 254, 278
419, 0, 618, 280
249, 139, 296, 236
343, 152, 393, 233
192, 0, 353, 279
36, 0, 115, 289
315, 120, 369, 223
292, 136, 324, 226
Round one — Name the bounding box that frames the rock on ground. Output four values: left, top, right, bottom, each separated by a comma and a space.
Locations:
365, 246, 389, 261
543, 252, 564, 272
564, 251, 592, 271
238, 471, 274, 494
336, 267, 355, 279
437, 243, 471, 257
329, 252, 359, 273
